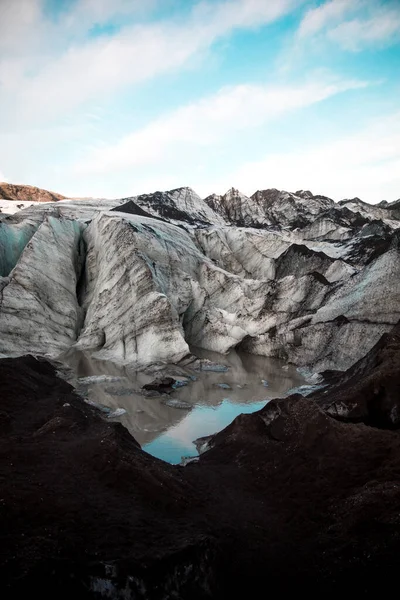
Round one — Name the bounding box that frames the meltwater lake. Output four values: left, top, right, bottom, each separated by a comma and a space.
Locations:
64, 348, 306, 464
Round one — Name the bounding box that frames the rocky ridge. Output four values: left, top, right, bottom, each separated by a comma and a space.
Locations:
0, 182, 66, 203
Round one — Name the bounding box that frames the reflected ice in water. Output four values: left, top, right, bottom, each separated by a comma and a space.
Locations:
144, 399, 268, 464
62, 347, 306, 464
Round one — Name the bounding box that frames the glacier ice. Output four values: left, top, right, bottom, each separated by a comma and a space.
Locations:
1, 185, 399, 373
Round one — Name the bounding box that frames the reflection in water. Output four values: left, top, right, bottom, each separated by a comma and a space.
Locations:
62, 348, 305, 464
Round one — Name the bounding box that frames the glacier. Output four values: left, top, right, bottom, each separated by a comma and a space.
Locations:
1, 185, 400, 373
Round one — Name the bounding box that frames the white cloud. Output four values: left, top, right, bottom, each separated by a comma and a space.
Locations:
296, 0, 400, 51
75, 77, 368, 174
0, 0, 155, 54
0, 0, 301, 126
1, 0, 397, 203
0, 0, 43, 54
327, 8, 400, 51
298, 0, 358, 37
63, 0, 156, 28
192, 0, 300, 32
204, 112, 400, 202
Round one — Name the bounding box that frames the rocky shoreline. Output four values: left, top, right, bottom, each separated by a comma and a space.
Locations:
2, 323, 400, 598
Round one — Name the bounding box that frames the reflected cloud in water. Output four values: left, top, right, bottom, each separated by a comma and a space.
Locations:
62, 347, 305, 464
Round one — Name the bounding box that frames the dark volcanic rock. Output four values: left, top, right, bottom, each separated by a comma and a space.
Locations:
2, 347, 400, 597
321, 205, 370, 228
142, 376, 176, 394
345, 226, 395, 266
315, 321, 400, 427
110, 199, 168, 223
0, 356, 205, 598
275, 243, 336, 280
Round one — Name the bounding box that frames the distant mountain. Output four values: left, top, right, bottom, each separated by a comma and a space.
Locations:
114, 187, 227, 226
0, 182, 66, 203
205, 187, 338, 229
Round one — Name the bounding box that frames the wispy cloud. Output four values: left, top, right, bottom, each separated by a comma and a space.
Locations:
0, 0, 301, 126
327, 6, 400, 51
298, 0, 359, 37
0, 0, 43, 54
75, 76, 369, 174
62, 0, 158, 29
296, 0, 400, 51
204, 112, 400, 202
0, 0, 156, 53
0, 0, 398, 200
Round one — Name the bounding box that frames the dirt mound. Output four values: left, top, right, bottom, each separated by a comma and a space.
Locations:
1, 350, 400, 598
0, 182, 66, 203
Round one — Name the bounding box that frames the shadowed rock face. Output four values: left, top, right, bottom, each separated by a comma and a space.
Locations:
314, 321, 400, 428
2, 332, 400, 597
110, 199, 168, 223
274, 243, 343, 280
205, 188, 271, 227
123, 187, 227, 227
0, 182, 66, 203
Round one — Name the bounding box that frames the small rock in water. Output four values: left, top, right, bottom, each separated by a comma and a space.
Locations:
84, 398, 112, 414
84, 400, 127, 418
215, 383, 231, 390
141, 389, 165, 398
106, 408, 126, 419
142, 377, 176, 395
78, 375, 124, 386
308, 372, 324, 384
261, 379, 269, 387
190, 358, 229, 373
285, 384, 325, 397
162, 399, 192, 410
202, 364, 228, 373
193, 434, 213, 455
296, 367, 323, 383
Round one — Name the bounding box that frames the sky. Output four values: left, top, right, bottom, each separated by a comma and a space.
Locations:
0, 0, 399, 203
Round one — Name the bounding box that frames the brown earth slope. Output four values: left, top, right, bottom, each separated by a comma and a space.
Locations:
0, 182, 66, 203
1, 338, 400, 598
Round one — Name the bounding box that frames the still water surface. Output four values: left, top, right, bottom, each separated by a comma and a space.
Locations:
63, 348, 306, 464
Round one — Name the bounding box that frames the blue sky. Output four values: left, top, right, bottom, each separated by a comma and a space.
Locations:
0, 0, 399, 202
